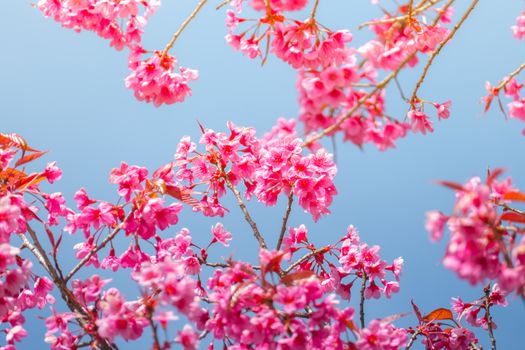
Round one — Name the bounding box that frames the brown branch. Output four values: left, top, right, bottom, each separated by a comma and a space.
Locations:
359, 272, 368, 328
496, 61, 525, 91
310, 0, 320, 21
410, 0, 480, 103
162, 0, 209, 57
281, 247, 328, 275
65, 212, 131, 282
405, 330, 421, 350
276, 191, 294, 251
21, 226, 116, 350
484, 285, 497, 350
222, 173, 267, 249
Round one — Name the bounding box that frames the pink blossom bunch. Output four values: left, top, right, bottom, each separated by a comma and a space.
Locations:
224, 1, 354, 70
356, 319, 408, 350
452, 284, 508, 330
96, 288, 149, 342
335, 226, 403, 300
360, 18, 450, 71
512, 11, 525, 40
175, 121, 337, 221
37, 0, 160, 51
205, 250, 358, 349
125, 53, 198, 107
427, 172, 525, 296
250, 0, 308, 12
297, 64, 414, 150
408, 300, 479, 350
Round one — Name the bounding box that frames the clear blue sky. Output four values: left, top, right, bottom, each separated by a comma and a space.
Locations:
2, 1, 525, 348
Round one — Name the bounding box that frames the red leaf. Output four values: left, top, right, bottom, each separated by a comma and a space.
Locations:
436, 180, 465, 192
501, 212, 525, 224
0, 133, 38, 152
423, 308, 454, 322
503, 191, 525, 202
487, 168, 505, 186
15, 151, 47, 167
15, 172, 46, 191
0, 168, 26, 186
484, 94, 494, 113
45, 226, 56, 249
281, 270, 315, 286
165, 184, 201, 207
411, 300, 423, 322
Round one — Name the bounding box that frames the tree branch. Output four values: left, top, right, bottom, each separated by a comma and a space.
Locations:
162, 0, 209, 57
496, 61, 525, 91
359, 272, 368, 329
281, 247, 329, 275
66, 212, 131, 282
276, 191, 294, 251
410, 0, 480, 103
484, 285, 497, 350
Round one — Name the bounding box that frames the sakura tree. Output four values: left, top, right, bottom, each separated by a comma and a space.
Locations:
1, 0, 525, 349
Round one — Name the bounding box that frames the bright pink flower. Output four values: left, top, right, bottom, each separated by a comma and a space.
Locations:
43, 161, 62, 184
408, 109, 434, 134
433, 100, 452, 120
211, 223, 232, 247
175, 325, 199, 350
356, 320, 408, 350
125, 52, 198, 107
425, 210, 449, 241
512, 12, 525, 40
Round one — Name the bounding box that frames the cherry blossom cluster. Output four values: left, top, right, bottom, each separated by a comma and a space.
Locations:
405, 284, 508, 349
293, 3, 452, 150
484, 10, 525, 135
175, 119, 337, 221
203, 222, 408, 349
452, 284, 507, 331
36, 0, 160, 51
408, 300, 478, 350
426, 171, 525, 297
37, 0, 199, 107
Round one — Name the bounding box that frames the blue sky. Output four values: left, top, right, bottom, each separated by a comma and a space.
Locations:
2, 0, 525, 348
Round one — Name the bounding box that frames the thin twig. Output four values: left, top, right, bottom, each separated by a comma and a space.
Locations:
496, 61, 525, 91
359, 272, 368, 328
276, 191, 294, 251
484, 285, 497, 350
21, 226, 116, 350
162, 0, 209, 57
410, 0, 480, 103
66, 212, 131, 282
222, 172, 267, 249
405, 330, 421, 350
358, 0, 442, 29
310, 0, 320, 22
281, 247, 328, 275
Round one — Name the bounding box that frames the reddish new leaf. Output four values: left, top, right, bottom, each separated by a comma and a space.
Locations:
503, 191, 525, 203
281, 270, 315, 286
411, 300, 423, 322
165, 184, 201, 207
15, 172, 47, 191
0, 133, 38, 152
423, 308, 454, 322
15, 151, 47, 167
487, 168, 505, 186
501, 212, 525, 224
436, 180, 465, 192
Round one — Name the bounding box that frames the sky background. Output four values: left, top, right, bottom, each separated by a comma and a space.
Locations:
2, 0, 525, 349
